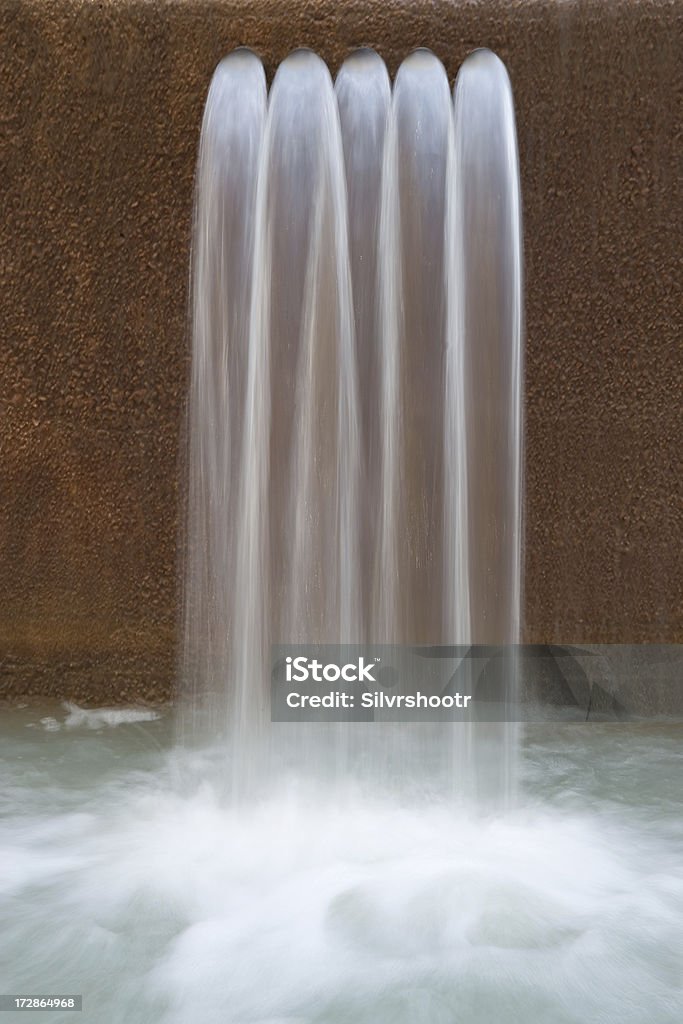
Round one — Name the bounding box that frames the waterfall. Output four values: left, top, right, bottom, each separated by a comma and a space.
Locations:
336, 49, 391, 638
182, 46, 523, 800
181, 49, 266, 742
449, 50, 524, 800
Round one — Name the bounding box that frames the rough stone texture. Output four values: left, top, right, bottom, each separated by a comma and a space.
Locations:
1, 0, 681, 703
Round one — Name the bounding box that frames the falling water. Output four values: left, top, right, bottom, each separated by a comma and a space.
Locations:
376, 50, 454, 645
181, 49, 266, 738
449, 50, 524, 799
450, 49, 523, 651
335, 50, 390, 634
182, 46, 523, 799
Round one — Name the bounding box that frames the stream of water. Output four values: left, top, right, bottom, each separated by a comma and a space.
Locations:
181, 46, 523, 799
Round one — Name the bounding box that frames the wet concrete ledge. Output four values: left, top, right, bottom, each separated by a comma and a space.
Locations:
1, 1, 681, 704
507, 645, 683, 720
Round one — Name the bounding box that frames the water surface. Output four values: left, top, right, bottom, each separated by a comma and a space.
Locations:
1, 707, 681, 1023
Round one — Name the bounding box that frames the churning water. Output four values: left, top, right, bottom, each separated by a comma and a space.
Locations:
1, 709, 681, 1023
181, 47, 523, 798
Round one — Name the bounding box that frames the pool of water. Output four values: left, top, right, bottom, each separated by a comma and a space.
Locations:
1, 706, 681, 1023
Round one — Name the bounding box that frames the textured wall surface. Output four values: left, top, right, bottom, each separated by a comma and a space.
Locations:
1, 0, 681, 702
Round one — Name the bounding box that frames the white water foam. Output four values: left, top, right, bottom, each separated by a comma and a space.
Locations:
1, 717, 681, 1024
34, 704, 160, 731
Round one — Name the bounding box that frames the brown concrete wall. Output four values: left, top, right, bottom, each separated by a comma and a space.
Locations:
1, 0, 681, 702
